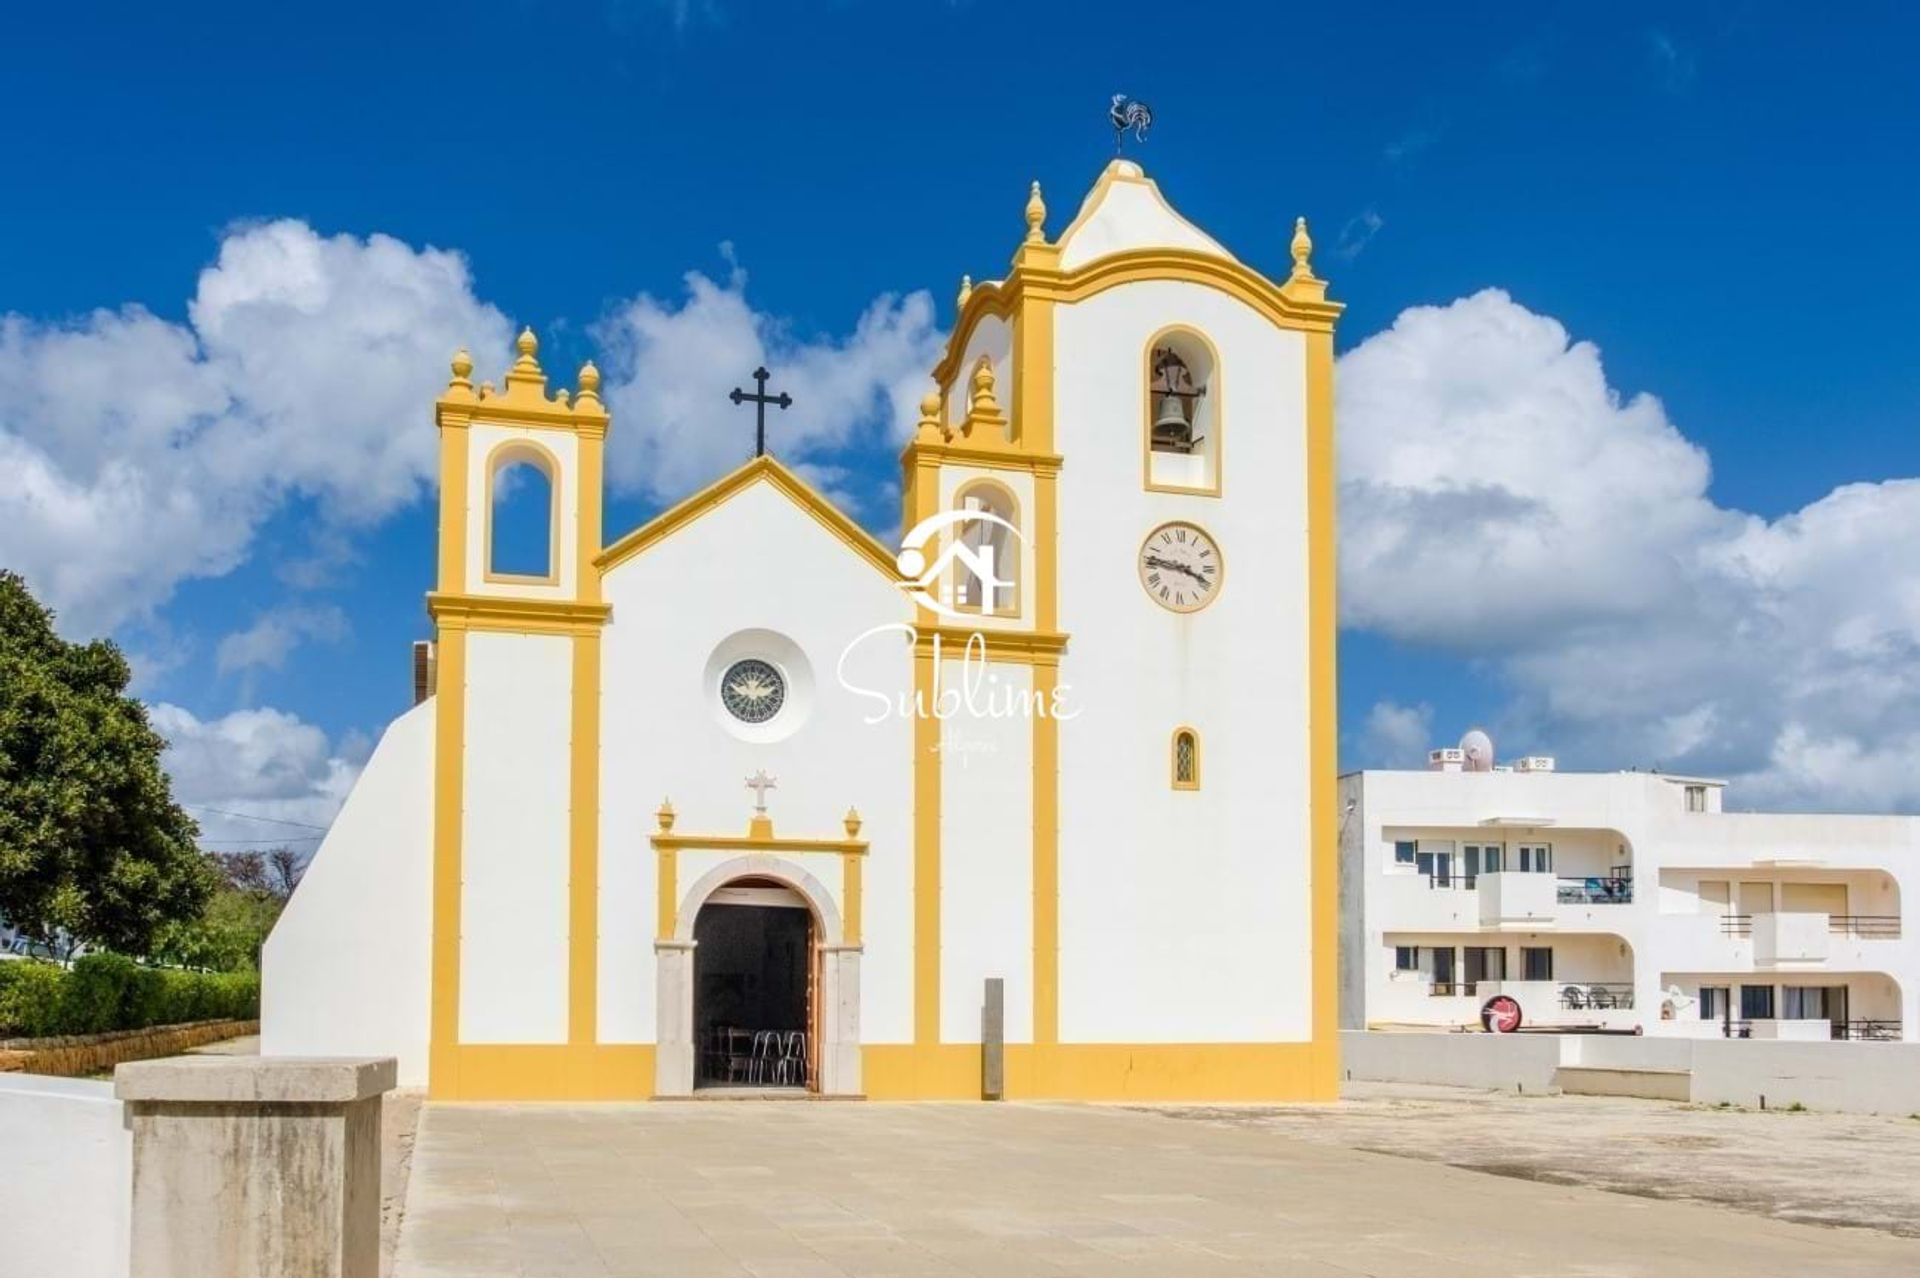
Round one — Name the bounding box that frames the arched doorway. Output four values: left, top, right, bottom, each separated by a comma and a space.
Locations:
655, 853, 862, 1098
692, 879, 816, 1090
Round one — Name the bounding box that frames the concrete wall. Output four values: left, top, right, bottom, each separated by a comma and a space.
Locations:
0, 1075, 130, 1278
1341, 1030, 1562, 1093
1345, 1030, 1920, 1115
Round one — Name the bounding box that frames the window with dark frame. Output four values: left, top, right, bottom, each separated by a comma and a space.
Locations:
1521, 946, 1553, 981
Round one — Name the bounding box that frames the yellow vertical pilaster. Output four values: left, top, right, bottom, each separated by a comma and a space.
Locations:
567, 629, 601, 1048
843, 853, 864, 947
1304, 326, 1340, 1088
427, 622, 467, 1098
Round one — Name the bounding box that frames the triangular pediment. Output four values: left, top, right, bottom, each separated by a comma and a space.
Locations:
595, 454, 899, 580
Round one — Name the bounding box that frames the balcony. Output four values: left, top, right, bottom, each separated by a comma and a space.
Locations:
1754, 912, 1828, 967
1557, 875, 1633, 905
1478, 872, 1556, 929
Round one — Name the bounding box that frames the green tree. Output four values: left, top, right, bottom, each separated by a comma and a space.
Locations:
154, 848, 306, 971
0, 571, 219, 954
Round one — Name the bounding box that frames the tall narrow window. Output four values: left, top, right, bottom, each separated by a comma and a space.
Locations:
486, 440, 559, 582
1171, 728, 1201, 789
951, 481, 1019, 615
1144, 329, 1220, 494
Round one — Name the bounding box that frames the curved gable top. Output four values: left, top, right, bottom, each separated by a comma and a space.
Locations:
596, 454, 900, 581
1056, 160, 1236, 272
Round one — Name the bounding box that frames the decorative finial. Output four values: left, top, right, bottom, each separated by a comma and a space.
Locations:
576, 359, 602, 404
655, 798, 676, 833
916, 390, 943, 442
1290, 216, 1315, 280
957, 274, 972, 311
970, 356, 999, 414
1109, 94, 1154, 153
844, 807, 863, 839
1024, 182, 1047, 243
505, 326, 545, 390
449, 348, 474, 389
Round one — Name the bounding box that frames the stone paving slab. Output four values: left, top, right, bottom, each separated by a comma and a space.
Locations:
395, 1100, 1920, 1277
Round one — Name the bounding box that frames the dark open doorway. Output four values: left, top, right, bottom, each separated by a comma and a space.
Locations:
692, 883, 815, 1089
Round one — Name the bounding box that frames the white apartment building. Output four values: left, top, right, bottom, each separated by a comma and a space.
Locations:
1340, 735, 1918, 1042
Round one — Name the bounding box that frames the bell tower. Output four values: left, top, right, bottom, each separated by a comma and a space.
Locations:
424, 330, 615, 1099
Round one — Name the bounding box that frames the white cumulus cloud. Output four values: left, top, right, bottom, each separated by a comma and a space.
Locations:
0, 219, 514, 636
215, 603, 350, 674
1339, 289, 1920, 811
151, 702, 366, 847
595, 255, 943, 514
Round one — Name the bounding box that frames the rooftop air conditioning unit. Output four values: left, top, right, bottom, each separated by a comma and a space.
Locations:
1428, 748, 1466, 773
1514, 756, 1557, 773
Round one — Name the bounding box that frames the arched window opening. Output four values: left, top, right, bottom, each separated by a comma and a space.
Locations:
487, 443, 557, 581
952, 481, 1020, 616
1172, 728, 1201, 789
1145, 330, 1219, 494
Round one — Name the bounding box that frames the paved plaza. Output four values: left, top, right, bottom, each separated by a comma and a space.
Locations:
394, 1090, 1920, 1277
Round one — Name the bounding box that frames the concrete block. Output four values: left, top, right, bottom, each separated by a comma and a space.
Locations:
114, 1055, 396, 1278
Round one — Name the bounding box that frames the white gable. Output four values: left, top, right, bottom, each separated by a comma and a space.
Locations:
1056, 160, 1235, 271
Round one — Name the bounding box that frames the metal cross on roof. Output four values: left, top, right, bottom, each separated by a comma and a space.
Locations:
729, 366, 792, 459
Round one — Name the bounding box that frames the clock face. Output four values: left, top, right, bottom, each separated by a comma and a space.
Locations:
1138, 521, 1222, 613
720, 658, 787, 723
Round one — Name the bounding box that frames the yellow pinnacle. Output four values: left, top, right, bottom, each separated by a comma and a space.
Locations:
1290, 216, 1315, 280
916, 390, 943, 440
577, 359, 602, 398
970, 356, 999, 413
957, 274, 972, 311
449, 348, 474, 388
1024, 181, 1047, 243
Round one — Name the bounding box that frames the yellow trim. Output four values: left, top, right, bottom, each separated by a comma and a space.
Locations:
911, 624, 1068, 666
567, 629, 600, 1047
1031, 664, 1059, 1046
1142, 326, 1224, 497
934, 248, 1340, 397
860, 1042, 1333, 1102
426, 626, 465, 1097
648, 812, 869, 943
480, 438, 563, 585
433, 1044, 655, 1101
949, 477, 1022, 618
1305, 326, 1340, 1074
427, 592, 611, 634
912, 649, 940, 1047
598, 454, 899, 581
1171, 726, 1201, 790
576, 427, 605, 605
435, 412, 471, 593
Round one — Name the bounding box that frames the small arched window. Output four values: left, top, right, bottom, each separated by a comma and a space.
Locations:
485, 440, 559, 582
952, 480, 1020, 616
1145, 329, 1220, 495
1171, 728, 1201, 790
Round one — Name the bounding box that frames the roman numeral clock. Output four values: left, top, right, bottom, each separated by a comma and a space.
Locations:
1137, 520, 1222, 613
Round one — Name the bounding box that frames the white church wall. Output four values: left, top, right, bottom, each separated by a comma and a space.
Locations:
598, 477, 914, 1049
938, 660, 1035, 1044
1056, 163, 1233, 272
462, 422, 580, 600
459, 630, 573, 1044
1052, 278, 1315, 1043
262, 699, 434, 1084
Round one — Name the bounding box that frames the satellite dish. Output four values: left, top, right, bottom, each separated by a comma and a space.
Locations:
1460, 729, 1495, 772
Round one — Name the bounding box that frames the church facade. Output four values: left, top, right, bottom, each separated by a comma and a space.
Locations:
262, 159, 1342, 1101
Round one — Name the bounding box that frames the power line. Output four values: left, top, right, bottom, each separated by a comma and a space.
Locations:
184, 804, 330, 832
196, 836, 324, 846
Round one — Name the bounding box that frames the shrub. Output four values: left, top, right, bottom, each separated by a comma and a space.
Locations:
0, 957, 259, 1038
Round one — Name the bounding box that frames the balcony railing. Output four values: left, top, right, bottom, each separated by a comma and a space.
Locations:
1557, 876, 1633, 905
1720, 913, 1753, 937
1424, 873, 1477, 890
1831, 915, 1901, 939
1557, 982, 1635, 1010
1834, 1019, 1903, 1041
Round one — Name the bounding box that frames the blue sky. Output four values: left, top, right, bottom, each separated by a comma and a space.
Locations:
5, 1, 1919, 840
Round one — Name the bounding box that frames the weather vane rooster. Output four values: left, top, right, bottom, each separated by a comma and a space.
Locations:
1109, 94, 1153, 152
